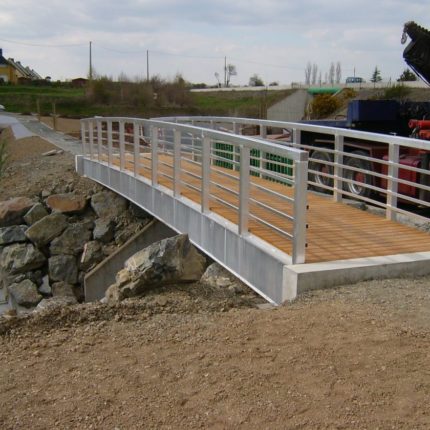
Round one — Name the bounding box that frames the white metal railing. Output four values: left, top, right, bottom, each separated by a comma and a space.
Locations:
80, 117, 309, 264
156, 116, 430, 223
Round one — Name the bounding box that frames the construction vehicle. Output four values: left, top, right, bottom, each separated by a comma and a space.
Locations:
280, 21, 430, 203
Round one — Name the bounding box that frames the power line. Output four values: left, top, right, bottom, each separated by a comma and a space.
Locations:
0, 37, 86, 48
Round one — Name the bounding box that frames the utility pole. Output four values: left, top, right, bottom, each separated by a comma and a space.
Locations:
146, 50, 149, 81
224, 56, 227, 87
89, 41, 93, 80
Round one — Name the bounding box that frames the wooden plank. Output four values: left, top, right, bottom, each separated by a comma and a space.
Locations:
105, 152, 430, 264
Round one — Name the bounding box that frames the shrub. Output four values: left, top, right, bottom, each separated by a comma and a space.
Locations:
384, 84, 411, 100
309, 94, 341, 119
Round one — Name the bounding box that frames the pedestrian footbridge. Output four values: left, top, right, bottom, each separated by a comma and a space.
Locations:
76, 116, 430, 304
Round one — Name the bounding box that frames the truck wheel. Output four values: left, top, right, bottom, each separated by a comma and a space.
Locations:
309, 150, 333, 193
343, 150, 373, 198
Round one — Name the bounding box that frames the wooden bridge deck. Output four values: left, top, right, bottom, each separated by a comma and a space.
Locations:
107, 152, 430, 264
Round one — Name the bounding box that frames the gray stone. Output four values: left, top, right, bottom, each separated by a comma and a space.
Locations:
0, 197, 34, 227
48, 255, 78, 284
25, 213, 68, 247
0, 225, 28, 246
8, 279, 43, 308
34, 296, 77, 313
0, 243, 46, 274
23, 203, 49, 225
91, 191, 128, 220
51, 281, 75, 297
38, 275, 52, 295
200, 262, 248, 294
50, 223, 92, 255
93, 218, 115, 243
106, 234, 207, 303
80, 241, 104, 271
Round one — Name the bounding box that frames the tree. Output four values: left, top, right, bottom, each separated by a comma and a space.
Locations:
370, 66, 382, 84
305, 62, 312, 85
328, 62, 335, 85
398, 68, 417, 82
335, 62, 342, 84
249, 74, 264, 87
225, 64, 237, 87
311, 63, 318, 85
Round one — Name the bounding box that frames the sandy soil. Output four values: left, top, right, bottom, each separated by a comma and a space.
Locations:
1, 124, 430, 429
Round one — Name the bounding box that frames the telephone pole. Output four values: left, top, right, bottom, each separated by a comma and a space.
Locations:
89, 41, 93, 80
146, 50, 149, 81
224, 56, 227, 87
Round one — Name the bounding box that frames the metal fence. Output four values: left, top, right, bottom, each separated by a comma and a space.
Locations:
80, 117, 309, 264
156, 116, 430, 223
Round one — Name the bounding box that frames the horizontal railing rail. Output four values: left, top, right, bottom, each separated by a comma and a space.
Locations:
156, 116, 430, 223
80, 117, 309, 264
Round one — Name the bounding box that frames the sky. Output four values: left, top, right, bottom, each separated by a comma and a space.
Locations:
0, 0, 429, 86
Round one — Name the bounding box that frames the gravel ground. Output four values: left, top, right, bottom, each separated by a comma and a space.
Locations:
1, 117, 430, 429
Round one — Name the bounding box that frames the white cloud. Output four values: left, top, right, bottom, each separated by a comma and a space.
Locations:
0, 0, 429, 84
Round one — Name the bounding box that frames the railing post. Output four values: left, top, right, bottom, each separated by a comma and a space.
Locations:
333, 134, 344, 202
173, 129, 181, 197
80, 121, 87, 156
233, 122, 240, 171
201, 136, 211, 213
239, 145, 250, 235
133, 121, 140, 177
107, 120, 113, 167
386, 143, 400, 221
292, 159, 308, 264
293, 128, 301, 147
151, 126, 159, 186
89, 121, 94, 160
96, 119, 102, 162
259, 124, 267, 178
119, 120, 125, 170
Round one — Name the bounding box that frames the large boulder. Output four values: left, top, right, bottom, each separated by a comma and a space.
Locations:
105, 234, 207, 303
8, 279, 43, 308
48, 255, 78, 284
25, 213, 68, 247
90, 191, 128, 220
23, 203, 49, 225
0, 197, 34, 227
46, 193, 87, 214
50, 223, 93, 256
0, 243, 46, 274
93, 218, 115, 243
0, 225, 28, 246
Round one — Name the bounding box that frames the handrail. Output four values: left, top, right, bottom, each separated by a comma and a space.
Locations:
154, 115, 430, 223
80, 116, 309, 264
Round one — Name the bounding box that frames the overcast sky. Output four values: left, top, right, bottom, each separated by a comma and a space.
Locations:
1, 1, 429, 86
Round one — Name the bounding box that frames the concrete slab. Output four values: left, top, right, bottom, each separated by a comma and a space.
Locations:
0, 114, 34, 139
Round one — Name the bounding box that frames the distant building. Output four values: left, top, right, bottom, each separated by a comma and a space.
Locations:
71, 77, 88, 88
0, 48, 42, 84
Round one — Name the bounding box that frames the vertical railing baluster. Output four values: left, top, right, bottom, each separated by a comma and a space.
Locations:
151, 126, 159, 186
80, 121, 87, 156
333, 134, 344, 202
239, 145, 250, 235
173, 129, 181, 197
133, 121, 140, 177
233, 122, 240, 171
293, 128, 301, 148
292, 159, 308, 264
387, 143, 400, 221
107, 120, 113, 167
97, 119, 102, 162
201, 136, 210, 213
89, 121, 94, 160
119, 121, 125, 171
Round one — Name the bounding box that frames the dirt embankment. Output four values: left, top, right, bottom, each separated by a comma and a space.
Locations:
1, 121, 430, 429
